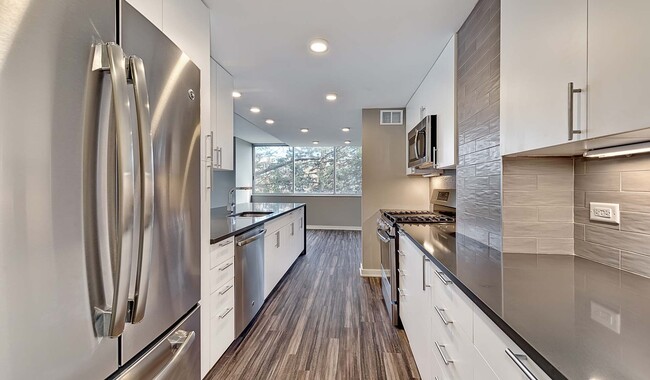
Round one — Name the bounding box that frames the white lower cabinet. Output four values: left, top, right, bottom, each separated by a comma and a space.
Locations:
205, 237, 235, 368
263, 208, 306, 298
399, 234, 433, 380
399, 232, 552, 380
474, 311, 551, 380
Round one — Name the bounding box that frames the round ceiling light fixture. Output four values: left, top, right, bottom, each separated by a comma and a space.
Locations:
250, 107, 261, 113
341, 127, 350, 132
300, 128, 309, 133
344, 140, 351, 145
312, 141, 319, 145
265, 119, 274, 125
232, 91, 242, 98
325, 93, 337, 101
309, 38, 329, 53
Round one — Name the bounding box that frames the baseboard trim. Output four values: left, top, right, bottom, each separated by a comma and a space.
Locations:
359, 266, 382, 278
307, 225, 361, 231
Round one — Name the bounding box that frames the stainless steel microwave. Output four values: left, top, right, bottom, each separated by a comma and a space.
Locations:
407, 115, 437, 168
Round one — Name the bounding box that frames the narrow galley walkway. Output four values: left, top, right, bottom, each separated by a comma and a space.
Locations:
206, 230, 420, 380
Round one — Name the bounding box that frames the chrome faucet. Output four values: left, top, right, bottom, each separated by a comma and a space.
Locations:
228, 186, 253, 213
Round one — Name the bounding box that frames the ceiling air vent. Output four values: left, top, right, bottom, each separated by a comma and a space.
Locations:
380, 110, 403, 126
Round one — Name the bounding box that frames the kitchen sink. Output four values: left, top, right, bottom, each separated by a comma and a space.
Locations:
228, 211, 273, 218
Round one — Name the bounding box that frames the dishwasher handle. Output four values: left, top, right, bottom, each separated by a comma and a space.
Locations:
237, 229, 267, 246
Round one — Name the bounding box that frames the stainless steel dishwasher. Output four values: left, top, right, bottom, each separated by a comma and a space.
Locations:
235, 226, 266, 336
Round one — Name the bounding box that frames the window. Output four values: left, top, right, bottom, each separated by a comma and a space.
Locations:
294, 147, 335, 193
334, 146, 362, 194
253, 145, 294, 193
253, 145, 362, 195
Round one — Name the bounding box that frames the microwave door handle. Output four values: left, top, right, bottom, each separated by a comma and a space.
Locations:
128, 56, 155, 324
92, 43, 136, 337
413, 133, 420, 160
417, 130, 426, 159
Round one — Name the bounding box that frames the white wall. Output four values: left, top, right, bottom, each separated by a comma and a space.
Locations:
234, 137, 253, 203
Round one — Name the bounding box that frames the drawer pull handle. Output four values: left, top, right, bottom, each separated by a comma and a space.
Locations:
218, 239, 233, 247
505, 348, 538, 380
397, 269, 405, 276
435, 342, 453, 365
398, 250, 406, 257
434, 270, 452, 285
218, 284, 234, 295
219, 307, 234, 319
434, 306, 453, 325
218, 262, 233, 271
398, 288, 405, 297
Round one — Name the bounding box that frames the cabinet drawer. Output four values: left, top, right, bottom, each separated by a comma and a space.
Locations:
474, 310, 552, 380
210, 237, 234, 269
431, 312, 474, 380
430, 263, 473, 339
473, 346, 499, 380
210, 299, 235, 361
210, 257, 234, 294
210, 278, 234, 318
265, 212, 293, 235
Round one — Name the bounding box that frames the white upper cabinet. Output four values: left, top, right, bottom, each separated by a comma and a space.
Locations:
406, 35, 457, 170
125, 0, 163, 29
210, 59, 234, 170
587, 0, 650, 139
501, 0, 588, 156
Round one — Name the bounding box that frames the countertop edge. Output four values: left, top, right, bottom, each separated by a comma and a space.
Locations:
210, 204, 305, 245
397, 226, 568, 380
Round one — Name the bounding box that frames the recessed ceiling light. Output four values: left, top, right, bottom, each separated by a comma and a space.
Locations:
309, 39, 329, 53
312, 141, 319, 145
341, 127, 350, 132
265, 119, 274, 125
300, 128, 309, 133
344, 140, 351, 145
250, 107, 261, 113
232, 91, 242, 98
325, 93, 337, 101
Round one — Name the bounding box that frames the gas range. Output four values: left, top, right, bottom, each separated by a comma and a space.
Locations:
381, 209, 456, 225
377, 189, 456, 327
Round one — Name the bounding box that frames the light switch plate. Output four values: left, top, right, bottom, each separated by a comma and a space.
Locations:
589, 202, 620, 224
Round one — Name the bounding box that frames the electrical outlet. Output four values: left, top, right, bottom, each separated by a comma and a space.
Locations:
589, 202, 620, 224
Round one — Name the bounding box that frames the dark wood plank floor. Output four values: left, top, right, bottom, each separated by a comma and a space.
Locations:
206, 230, 420, 380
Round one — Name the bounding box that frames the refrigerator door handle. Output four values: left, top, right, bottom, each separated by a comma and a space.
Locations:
92, 43, 136, 338
127, 55, 155, 324
152, 330, 196, 380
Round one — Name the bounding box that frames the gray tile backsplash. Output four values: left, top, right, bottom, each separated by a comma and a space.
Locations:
502, 157, 575, 255
574, 155, 650, 278
456, 0, 502, 250
502, 153, 650, 279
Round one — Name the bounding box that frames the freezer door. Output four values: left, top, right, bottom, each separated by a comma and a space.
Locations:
0, 0, 121, 378
111, 306, 201, 379
119, 2, 202, 363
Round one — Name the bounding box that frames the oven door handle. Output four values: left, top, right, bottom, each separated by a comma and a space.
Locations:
376, 229, 392, 243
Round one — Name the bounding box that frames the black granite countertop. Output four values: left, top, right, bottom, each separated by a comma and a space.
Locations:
210, 203, 305, 244
398, 223, 650, 380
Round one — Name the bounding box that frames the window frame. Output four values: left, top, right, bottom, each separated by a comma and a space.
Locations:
252, 144, 361, 196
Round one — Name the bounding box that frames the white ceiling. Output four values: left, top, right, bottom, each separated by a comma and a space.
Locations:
204, 0, 477, 146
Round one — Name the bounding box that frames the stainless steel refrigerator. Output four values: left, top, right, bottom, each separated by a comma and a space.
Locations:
0, 1, 201, 378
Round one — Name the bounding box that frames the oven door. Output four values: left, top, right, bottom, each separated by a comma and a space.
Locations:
377, 226, 399, 325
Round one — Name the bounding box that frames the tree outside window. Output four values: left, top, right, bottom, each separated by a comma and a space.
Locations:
253, 145, 361, 195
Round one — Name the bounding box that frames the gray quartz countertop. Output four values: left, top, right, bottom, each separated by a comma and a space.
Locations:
210, 202, 305, 244
399, 223, 650, 380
